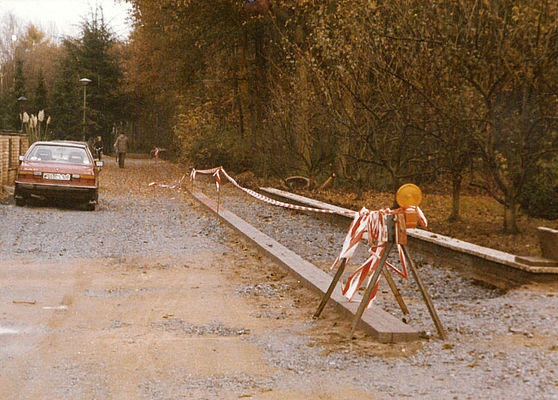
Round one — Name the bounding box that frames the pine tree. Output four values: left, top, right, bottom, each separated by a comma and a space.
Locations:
34, 69, 47, 112
51, 7, 123, 142
14, 60, 25, 97
7, 59, 27, 129
51, 49, 80, 139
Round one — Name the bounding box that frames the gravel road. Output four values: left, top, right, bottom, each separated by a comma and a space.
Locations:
0, 158, 556, 399
0, 160, 228, 262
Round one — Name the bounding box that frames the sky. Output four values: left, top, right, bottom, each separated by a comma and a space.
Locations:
0, 0, 133, 40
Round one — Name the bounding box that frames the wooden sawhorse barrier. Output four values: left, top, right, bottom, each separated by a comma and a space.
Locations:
315, 214, 446, 340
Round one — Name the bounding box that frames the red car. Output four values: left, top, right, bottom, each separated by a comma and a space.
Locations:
14, 141, 103, 210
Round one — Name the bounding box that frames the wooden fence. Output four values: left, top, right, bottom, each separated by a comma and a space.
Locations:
0, 132, 29, 190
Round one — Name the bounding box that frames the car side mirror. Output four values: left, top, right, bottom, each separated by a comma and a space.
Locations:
95, 161, 104, 168
18, 155, 24, 164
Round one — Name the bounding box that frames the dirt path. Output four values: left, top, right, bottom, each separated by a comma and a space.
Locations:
0, 255, 312, 399
0, 158, 377, 399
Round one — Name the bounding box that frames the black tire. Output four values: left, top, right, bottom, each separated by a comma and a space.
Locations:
83, 189, 98, 211
14, 186, 25, 206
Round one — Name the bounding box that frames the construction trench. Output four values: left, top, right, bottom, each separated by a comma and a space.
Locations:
1, 158, 556, 399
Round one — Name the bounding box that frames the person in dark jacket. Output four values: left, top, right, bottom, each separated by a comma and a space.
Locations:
113, 133, 129, 168
93, 136, 103, 160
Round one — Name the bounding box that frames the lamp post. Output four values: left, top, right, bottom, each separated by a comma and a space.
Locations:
17, 96, 27, 132
79, 78, 91, 141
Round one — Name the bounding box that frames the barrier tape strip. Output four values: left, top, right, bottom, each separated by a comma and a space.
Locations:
190, 166, 358, 217
148, 174, 186, 189
151, 165, 428, 306
213, 169, 221, 191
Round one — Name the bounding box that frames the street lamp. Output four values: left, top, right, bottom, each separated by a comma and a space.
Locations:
17, 96, 27, 132
79, 77, 91, 141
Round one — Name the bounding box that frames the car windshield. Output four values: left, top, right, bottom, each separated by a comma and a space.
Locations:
27, 145, 92, 165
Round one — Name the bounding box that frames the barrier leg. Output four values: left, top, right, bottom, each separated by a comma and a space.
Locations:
382, 267, 409, 316
401, 245, 446, 340
349, 242, 394, 339
314, 258, 347, 319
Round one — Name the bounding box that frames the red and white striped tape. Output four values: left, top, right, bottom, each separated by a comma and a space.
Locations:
213, 169, 221, 191
148, 174, 186, 189
335, 208, 425, 307
190, 166, 358, 217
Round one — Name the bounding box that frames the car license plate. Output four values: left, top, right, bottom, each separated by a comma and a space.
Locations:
43, 173, 71, 181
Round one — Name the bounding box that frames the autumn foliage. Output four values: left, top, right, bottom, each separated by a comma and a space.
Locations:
123, 0, 558, 233
2, 2, 556, 234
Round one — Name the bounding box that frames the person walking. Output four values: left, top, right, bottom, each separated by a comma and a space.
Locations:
93, 136, 103, 160
113, 133, 129, 168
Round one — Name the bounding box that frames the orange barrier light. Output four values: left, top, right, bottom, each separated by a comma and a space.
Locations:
396, 184, 422, 229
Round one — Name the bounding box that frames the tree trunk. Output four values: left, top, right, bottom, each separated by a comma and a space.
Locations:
239, 27, 250, 160
232, 43, 245, 139
294, 22, 312, 177
390, 167, 400, 193
334, 80, 353, 182
334, 134, 349, 184
503, 194, 520, 234
390, 169, 402, 208
448, 174, 462, 222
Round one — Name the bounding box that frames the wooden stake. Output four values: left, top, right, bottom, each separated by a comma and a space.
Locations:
401, 245, 446, 340
314, 258, 347, 319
